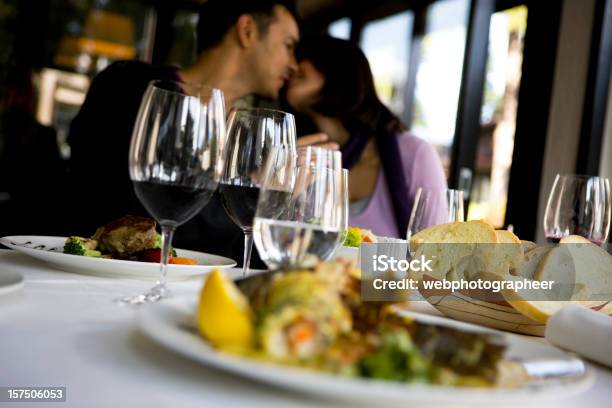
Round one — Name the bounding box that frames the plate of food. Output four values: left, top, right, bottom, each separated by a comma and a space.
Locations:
0, 216, 236, 280
137, 260, 592, 404
330, 227, 375, 262
410, 220, 612, 336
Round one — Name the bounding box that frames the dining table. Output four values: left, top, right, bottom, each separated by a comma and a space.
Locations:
1, 248, 611, 408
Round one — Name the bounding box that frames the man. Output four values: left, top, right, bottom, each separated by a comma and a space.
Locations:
180, 0, 299, 106
65, 0, 329, 265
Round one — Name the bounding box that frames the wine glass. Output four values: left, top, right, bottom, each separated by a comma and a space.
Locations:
406, 188, 465, 240
253, 147, 344, 269
297, 146, 342, 170
297, 146, 346, 247
219, 108, 296, 277
338, 168, 349, 240
117, 79, 226, 305
543, 174, 611, 244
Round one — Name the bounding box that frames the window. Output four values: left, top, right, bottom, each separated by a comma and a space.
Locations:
468, 5, 528, 227
34, 0, 155, 157
328, 18, 351, 40
360, 11, 414, 118
410, 0, 470, 176
51, 0, 154, 75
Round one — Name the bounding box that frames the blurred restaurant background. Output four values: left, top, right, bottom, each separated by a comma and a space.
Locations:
0, 0, 611, 242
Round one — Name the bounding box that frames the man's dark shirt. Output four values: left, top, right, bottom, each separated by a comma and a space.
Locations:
67, 60, 258, 267
0, 108, 66, 237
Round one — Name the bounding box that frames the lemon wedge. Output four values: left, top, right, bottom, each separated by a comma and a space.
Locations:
196, 269, 254, 349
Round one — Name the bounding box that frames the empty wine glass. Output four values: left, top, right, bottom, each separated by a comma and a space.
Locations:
406, 188, 465, 240
253, 147, 344, 269
543, 174, 611, 244
117, 80, 226, 305
219, 108, 296, 277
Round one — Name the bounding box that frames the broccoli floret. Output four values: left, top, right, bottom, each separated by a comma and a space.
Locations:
64, 236, 102, 257
358, 329, 433, 382
343, 227, 363, 247
153, 233, 177, 256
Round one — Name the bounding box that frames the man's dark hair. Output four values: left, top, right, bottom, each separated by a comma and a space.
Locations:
196, 0, 299, 52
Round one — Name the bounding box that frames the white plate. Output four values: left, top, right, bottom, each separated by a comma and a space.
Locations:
0, 236, 236, 280
137, 296, 593, 405
330, 246, 359, 262
0, 269, 24, 295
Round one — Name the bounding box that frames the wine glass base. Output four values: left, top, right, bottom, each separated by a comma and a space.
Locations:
114, 284, 170, 306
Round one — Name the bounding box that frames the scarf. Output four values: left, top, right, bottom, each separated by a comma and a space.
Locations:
341, 130, 412, 237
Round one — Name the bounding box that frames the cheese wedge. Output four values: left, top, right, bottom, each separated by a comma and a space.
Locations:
501, 276, 607, 322
503, 237, 612, 322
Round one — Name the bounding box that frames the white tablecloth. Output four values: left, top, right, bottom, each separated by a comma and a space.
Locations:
1, 249, 611, 407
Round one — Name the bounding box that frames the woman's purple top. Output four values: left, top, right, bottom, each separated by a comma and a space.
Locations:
349, 132, 447, 238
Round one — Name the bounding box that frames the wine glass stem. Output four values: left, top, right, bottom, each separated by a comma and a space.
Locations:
158, 225, 176, 288
242, 230, 253, 278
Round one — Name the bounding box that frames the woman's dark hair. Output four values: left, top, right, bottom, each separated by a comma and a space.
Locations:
297, 35, 406, 136
196, 0, 299, 53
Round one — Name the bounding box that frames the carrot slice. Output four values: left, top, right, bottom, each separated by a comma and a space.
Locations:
362, 235, 375, 243
170, 257, 198, 265
288, 320, 315, 346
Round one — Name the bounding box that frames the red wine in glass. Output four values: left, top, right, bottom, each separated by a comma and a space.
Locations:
543, 174, 611, 246
219, 184, 260, 231
117, 79, 226, 305
219, 108, 296, 277
134, 181, 215, 227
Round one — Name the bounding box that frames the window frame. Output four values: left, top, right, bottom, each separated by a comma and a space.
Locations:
576, 0, 612, 176
503, 0, 564, 239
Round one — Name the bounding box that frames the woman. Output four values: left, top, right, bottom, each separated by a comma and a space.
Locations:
284, 35, 447, 238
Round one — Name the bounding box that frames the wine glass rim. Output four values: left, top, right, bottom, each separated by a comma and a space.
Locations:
147, 79, 222, 96
297, 145, 339, 153
416, 187, 464, 194
296, 148, 342, 171
228, 106, 295, 118
295, 164, 342, 174
556, 173, 608, 180
297, 146, 343, 161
